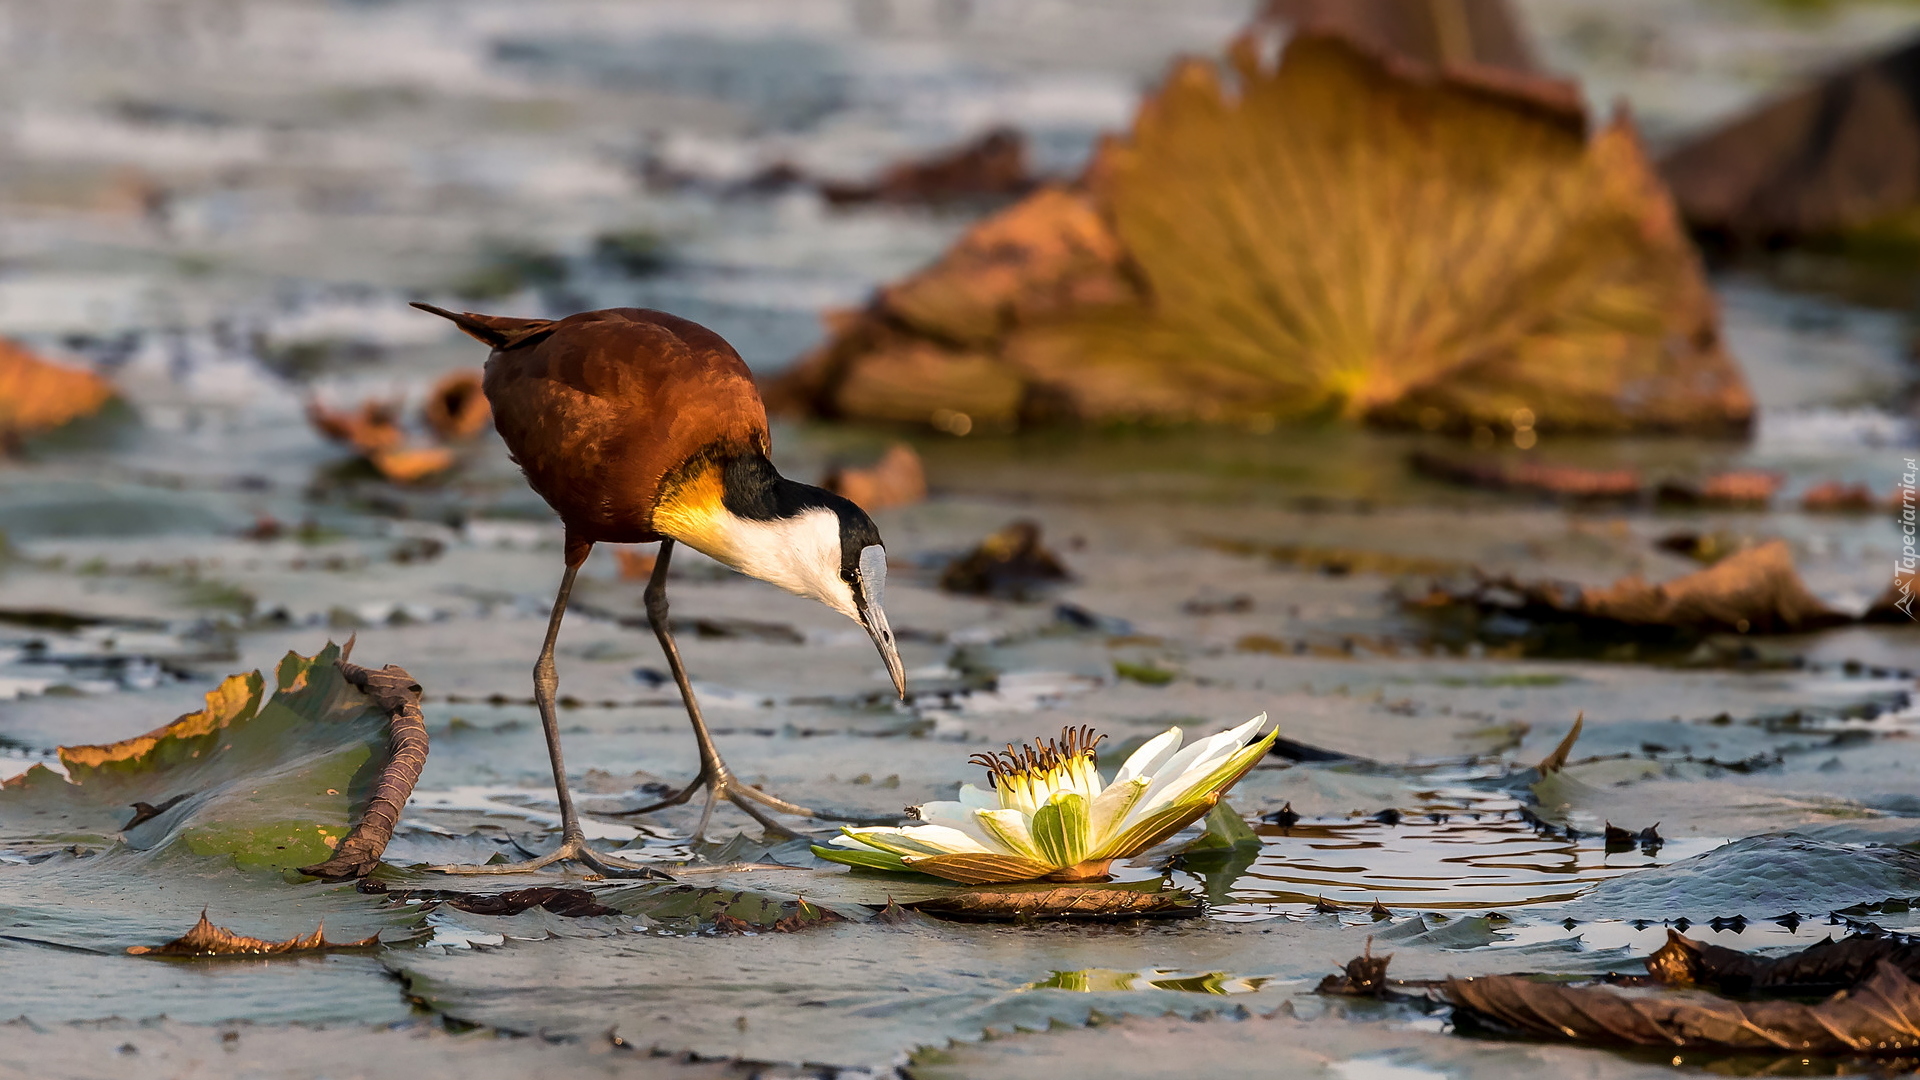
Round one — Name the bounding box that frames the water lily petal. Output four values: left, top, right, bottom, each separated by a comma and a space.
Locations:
1137, 714, 1268, 814
1129, 728, 1278, 827
915, 802, 1000, 850
1087, 775, 1151, 845
812, 844, 913, 873
1112, 727, 1183, 785
1092, 793, 1225, 860
1030, 791, 1091, 867
839, 823, 992, 858
957, 784, 998, 810
974, 808, 1045, 861
901, 851, 1057, 884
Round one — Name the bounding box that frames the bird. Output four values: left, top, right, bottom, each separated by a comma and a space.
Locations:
410, 302, 906, 875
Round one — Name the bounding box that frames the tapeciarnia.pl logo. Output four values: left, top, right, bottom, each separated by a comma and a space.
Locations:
1898, 457, 1918, 620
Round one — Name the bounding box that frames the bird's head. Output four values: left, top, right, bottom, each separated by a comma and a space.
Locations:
653, 453, 906, 699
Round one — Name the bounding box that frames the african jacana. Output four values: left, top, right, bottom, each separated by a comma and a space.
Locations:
412, 303, 906, 875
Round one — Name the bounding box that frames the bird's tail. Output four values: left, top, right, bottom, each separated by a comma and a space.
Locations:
409, 302, 554, 350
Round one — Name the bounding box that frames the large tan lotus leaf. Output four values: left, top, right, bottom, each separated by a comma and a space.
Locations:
878, 186, 1137, 346
1078, 35, 1750, 430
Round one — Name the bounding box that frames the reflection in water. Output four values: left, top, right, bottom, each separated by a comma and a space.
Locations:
1196, 786, 1723, 917
1028, 968, 1267, 995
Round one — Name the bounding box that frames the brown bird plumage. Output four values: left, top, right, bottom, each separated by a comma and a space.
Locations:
468, 307, 767, 555
410, 302, 905, 874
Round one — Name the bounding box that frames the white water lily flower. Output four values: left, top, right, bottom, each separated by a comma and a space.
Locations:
814, 715, 1276, 884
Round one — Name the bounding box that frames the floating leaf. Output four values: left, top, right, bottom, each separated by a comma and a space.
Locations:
1446, 960, 1920, 1055
364, 883, 618, 919
906, 884, 1201, 921
127, 911, 379, 957
0, 643, 426, 875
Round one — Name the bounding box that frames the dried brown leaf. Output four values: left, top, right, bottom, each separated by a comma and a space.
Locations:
0, 339, 113, 446
1577, 540, 1844, 633
1318, 943, 1394, 996
421, 368, 491, 442
1536, 715, 1582, 774
822, 443, 927, 512
1445, 960, 1920, 1055
820, 126, 1035, 206
127, 911, 379, 957
306, 397, 405, 455
1647, 930, 1920, 997
367, 445, 456, 484
1410, 453, 1643, 500
939, 520, 1071, 599
907, 885, 1200, 921
298, 661, 429, 880
1802, 481, 1885, 514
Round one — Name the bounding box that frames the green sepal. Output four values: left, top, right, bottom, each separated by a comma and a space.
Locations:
811, 844, 912, 873
1030, 792, 1090, 867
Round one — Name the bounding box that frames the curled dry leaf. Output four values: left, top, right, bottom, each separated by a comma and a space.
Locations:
822, 442, 927, 512
1445, 960, 1920, 1055
308, 392, 459, 483
0, 339, 114, 449
421, 368, 491, 442
906, 885, 1201, 922
1647, 930, 1920, 997
820, 126, 1035, 207
1317, 943, 1394, 997
307, 397, 405, 455
1801, 480, 1885, 514
1577, 541, 1843, 633
1656, 471, 1782, 508
366, 445, 456, 484
127, 911, 379, 957
612, 548, 657, 581
1425, 540, 1849, 644
774, 31, 1749, 433
1260, 0, 1541, 73
1661, 36, 1920, 239
1410, 452, 1642, 501
939, 520, 1072, 599
299, 660, 429, 880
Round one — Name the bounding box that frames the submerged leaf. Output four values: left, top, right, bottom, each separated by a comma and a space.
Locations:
1446, 961, 1920, 1054
127, 911, 379, 957
906, 884, 1201, 921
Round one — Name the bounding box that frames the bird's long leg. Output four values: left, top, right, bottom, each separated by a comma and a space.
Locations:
608, 539, 821, 841
431, 551, 665, 878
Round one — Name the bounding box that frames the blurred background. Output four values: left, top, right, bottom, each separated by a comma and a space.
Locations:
10, 1, 1920, 1060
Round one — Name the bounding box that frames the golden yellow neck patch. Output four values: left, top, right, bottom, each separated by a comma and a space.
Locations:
653, 461, 736, 564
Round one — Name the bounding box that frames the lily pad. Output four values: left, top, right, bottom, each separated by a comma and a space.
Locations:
1564, 836, 1920, 921
0, 642, 401, 871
